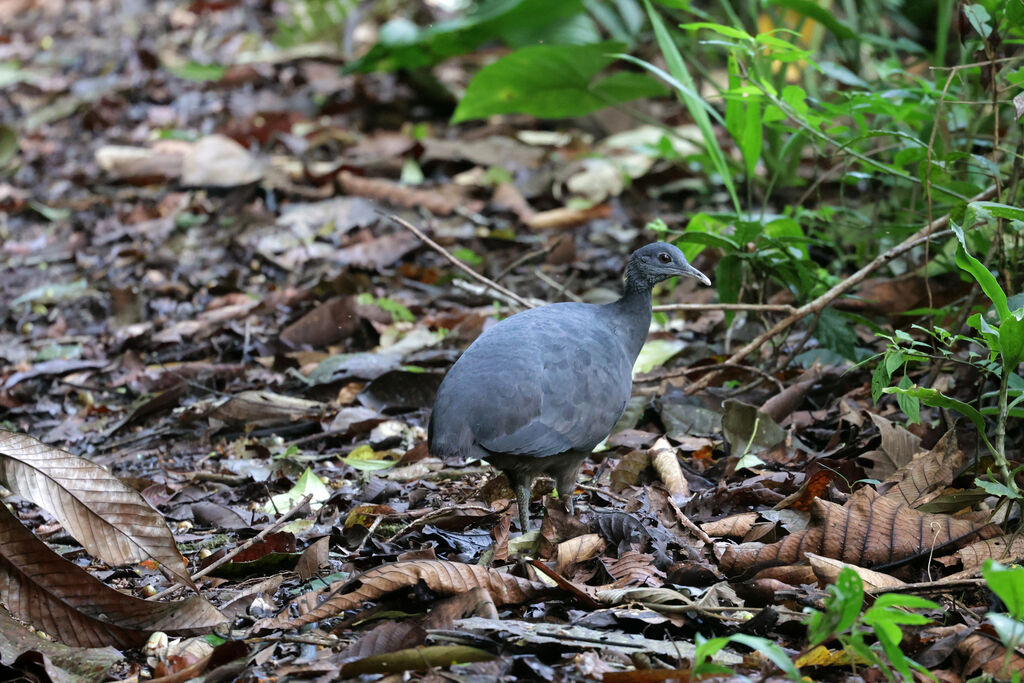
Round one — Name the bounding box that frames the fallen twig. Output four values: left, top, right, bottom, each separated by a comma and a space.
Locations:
150, 493, 314, 601
382, 212, 535, 309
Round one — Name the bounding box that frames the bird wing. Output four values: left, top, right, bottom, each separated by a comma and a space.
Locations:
453, 304, 634, 458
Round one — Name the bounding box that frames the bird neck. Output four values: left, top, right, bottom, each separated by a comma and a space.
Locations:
611, 282, 653, 360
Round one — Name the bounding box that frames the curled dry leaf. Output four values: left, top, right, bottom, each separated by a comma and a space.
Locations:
0, 430, 192, 588
805, 553, 906, 591
0, 504, 225, 648
701, 512, 759, 539
525, 204, 612, 231
720, 487, 999, 577
649, 437, 688, 496
554, 533, 605, 575
257, 560, 551, 630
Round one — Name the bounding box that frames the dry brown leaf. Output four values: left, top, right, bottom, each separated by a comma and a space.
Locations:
0, 608, 122, 681
774, 469, 831, 511
720, 487, 998, 576
881, 428, 963, 507
554, 534, 606, 575
295, 537, 330, 582
862, 412, 922, 480
209, 391, 324, 426
805, 553, 906, 590
959, 632, 1024, 678
257, 560, 550, 630
954, 534, 1024, 575
610, 450, 649, 493
649, 437, 688, 496
0, 504, 225, 648
701, 512, 759, 539
0, 430, 192, 588
280, 296, 362, 349
604, 551, 665, 588
332, 621, 426, 666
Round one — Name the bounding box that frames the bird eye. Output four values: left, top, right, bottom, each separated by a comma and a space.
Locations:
658, 252, 671, 264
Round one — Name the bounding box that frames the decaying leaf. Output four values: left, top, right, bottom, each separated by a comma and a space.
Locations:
0, 430, 193, 588
257, 560, 552, 630
720, 486, 998, 576
0, 504, 225, 648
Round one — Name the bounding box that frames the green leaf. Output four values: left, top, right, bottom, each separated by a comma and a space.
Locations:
983, 560, 1024, 619
816, 308, 858, 361
969, 201, 1024, 223
347, 0, 588, 74
740, 95, 762, 179
633, 339, 685, 375
341, 444, 400, 471
975, 476, 1017, 499
264, 467, 330, 513
0, 124, 16, 166
452, 41, 666, 122
884, 384, 987, 436
678, 21, 752, 41
952, 222, 1010, 322
987, 612, 1024, 650
644, 0, 740, 213
165, 61, 226, 82
807, 567, 863, 646
871, 359, 890, 404
766, 0, 857, 40
895, 376, 921, 423
730, 634, 800, 677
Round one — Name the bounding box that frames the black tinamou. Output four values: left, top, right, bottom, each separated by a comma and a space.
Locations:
428, 242, 710, 531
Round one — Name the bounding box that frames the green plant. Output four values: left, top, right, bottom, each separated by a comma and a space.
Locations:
880, 201, 1024, 495
691, 632, 801, 680
804, 568, 939, 681
981, 559, 1024, 680
275, 0, 356, 48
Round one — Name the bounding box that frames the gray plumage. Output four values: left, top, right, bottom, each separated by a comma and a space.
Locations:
428, 242, 710, 531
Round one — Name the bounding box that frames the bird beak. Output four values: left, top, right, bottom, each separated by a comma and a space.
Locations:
677, 262, 711, 287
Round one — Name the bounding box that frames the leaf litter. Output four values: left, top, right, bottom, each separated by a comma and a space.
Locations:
0, 0, 1018, 681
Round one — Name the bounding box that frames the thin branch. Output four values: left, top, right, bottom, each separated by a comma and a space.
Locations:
150, 493, 314, 601
684, 186, 998, 395
654, 303, 795, 313
381, 212, 534, 309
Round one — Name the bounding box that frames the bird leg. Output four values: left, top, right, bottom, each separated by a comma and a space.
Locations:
553, 455, 585, 517
509, 472, 534, 532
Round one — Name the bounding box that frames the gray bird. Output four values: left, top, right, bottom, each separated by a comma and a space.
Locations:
428, 242, 711, 531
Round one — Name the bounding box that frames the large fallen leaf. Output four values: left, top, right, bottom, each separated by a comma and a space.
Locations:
720, 487, 998, 576
0, 609, 121, 682
257, 560, 551, 630
0, 504, 225, 648
0, 430, 192, 588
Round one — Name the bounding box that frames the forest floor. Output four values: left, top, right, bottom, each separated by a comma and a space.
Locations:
0, 1, 1017, 681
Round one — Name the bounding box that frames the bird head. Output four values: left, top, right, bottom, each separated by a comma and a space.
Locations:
627, 242, 711, 290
